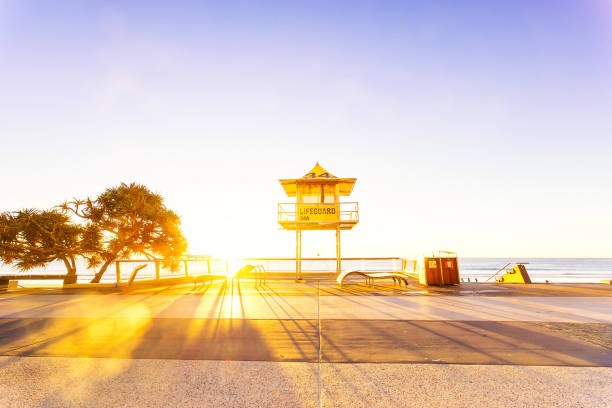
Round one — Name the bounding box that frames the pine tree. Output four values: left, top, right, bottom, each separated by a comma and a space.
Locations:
61, 183, 188, 283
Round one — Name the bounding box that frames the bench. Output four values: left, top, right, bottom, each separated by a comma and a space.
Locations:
337, 270, 415, 287
0, 274, 75, 290
235, 264, 267, 284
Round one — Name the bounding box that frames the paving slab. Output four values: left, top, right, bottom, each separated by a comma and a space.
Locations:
321, 363, 612, 408
0, 318, 319, 361
0, 357, 610, 408
1, 292, 611, 322
318, 295, 612, 322
320, 320, 612, 366
0, 293, 320, 320
1, 317, 610, 366
0, 357, 319, 408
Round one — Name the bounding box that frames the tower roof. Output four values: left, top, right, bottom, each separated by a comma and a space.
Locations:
279, 163, 356, 197
301, 163, 337, 179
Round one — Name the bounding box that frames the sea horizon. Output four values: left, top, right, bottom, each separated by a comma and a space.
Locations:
2, 257, 611, 284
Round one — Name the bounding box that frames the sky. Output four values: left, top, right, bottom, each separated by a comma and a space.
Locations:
1, 0, 611, 258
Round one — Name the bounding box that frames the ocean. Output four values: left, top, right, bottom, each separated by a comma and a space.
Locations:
458, 258, 612, 283
250, 258, 612, 283
1, 258, 611, 284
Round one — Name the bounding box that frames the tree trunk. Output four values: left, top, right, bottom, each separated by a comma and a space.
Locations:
61, 257, 75, 275
90, 259, 114, 283
69, 256, 77, 275
61, 257, 78, 284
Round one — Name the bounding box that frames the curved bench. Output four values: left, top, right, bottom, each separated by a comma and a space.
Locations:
235, 264, 267, 284
337, 270, 414, 287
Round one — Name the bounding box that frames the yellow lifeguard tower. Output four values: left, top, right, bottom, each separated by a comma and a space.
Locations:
278, 163, 359, 280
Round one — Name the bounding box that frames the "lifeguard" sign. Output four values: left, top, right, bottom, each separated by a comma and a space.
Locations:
298, 204, 339, 222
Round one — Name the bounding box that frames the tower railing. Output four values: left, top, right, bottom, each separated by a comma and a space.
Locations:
278, 202, 359, 223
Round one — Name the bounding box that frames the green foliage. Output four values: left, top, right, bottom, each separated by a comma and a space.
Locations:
0, 183, 187, 282
61, 182, 188, 282
0, 209, 87, 275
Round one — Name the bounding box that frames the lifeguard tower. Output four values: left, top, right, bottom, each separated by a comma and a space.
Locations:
278, 163, 359, 280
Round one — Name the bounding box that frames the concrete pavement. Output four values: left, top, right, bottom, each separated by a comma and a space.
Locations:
1, 283, 611, 322
0, 318, 610, 365
0, 358, 610, 408
0, 279, 610, 407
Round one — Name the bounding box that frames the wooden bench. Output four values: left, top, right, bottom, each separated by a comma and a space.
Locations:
0, 274, 75, 290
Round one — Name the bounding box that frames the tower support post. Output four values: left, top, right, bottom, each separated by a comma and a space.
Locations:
336, 225, 341, 276
296, 228, 302, 280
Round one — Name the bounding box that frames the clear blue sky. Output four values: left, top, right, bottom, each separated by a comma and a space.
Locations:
1, 1, 611, 258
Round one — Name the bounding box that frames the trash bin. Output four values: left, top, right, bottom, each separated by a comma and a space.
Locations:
420, 255, 460, 286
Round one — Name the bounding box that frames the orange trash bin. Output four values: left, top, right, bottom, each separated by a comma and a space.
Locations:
420, 254, 459, 286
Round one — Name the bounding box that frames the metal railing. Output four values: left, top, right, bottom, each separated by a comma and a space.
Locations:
115, 258, 229, 286
117, 257, 414, 283
278, 202, 359, 223
242, 257, 411, 274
